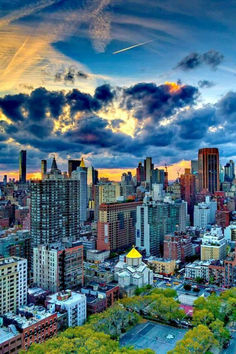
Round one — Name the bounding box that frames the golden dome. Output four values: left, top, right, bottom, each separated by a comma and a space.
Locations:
126, 246, 142, 259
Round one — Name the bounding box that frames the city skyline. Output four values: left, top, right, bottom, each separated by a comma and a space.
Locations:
0, 1, 236, 178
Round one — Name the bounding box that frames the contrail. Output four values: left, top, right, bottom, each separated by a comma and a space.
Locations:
2, 37, 30, 78
112, 40, 154, 55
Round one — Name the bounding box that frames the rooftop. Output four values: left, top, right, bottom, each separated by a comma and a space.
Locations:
0, 326, 20, 344
0, 256, 24, 266
4, 305, 55, 328
48, 291, 86, 305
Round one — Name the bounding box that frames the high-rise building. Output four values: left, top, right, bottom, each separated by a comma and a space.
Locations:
97, 201, 142, 252
71, 158, 87, 223
198, 148, 220, 193
152, 168, 165, 186
194, 196, 217, 228
180, 168, 195, 205
163, 232, 193, 262
136, 162, 145, 185
144, 157, 153, 187
33, 243, 83, 293
30, 157, 80, 246
19, 150, 26, 184
136, 197, 187, 257
68, 159, 81, 178
224, 160, 235, 182
87, 166, 98, 185
41, 160, 47, 179
191, 160, 198, 175
98, 183, 121, 205
0, 257, 27, 315
201, 227, 227, 261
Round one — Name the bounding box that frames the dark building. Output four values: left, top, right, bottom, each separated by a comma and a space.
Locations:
68, 159, 81, 177
19, 150, 26, 184
198, 148, 220, 194
136, 162, 145, 185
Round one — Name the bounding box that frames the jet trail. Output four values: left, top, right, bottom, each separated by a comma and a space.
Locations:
112, 40, 153, 55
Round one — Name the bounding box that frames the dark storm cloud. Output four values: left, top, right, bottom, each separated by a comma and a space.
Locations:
217, 91, 236, 124
176, 50, 224, 71
2, 81, 236, 170
0, 93, 27, 121
123, 82, 198, 122
177, 107, 217, 140
198, 80, 215, 88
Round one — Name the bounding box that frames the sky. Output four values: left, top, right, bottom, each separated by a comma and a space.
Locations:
0, 0, 236, 181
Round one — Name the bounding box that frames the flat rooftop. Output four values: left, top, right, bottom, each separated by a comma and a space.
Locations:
0, 326, 20, 344
120, 321, 187, 353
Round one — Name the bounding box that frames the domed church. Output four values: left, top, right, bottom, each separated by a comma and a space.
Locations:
114, 246, 153, 293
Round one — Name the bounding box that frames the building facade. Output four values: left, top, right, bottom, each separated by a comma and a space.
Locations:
0, 257, 27, 315
97, 201, 142, 252
198, 148, 220, 194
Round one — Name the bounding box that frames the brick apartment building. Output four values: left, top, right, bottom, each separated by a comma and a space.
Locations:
97, 201, 142, 252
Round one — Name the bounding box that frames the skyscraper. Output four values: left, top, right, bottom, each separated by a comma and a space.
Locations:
19, 150, 26, 183
41, 160, 47, 179
68, 159, 81, 177
144, 157, 153, 186
136, 162, 145, 185
224, 160, 235, 182
71, 158, 87, 224
30, 157, 80, 246
198, 148, 220, 194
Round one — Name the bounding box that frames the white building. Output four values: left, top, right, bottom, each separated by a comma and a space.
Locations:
201, 227, 227, 261
194, 196, 217, 228
152, 184, 164, 201
115, 247, 153, 289
47, 290, 86, 327
185, 260, 211, 281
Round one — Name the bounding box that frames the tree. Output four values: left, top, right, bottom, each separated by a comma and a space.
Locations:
210, 319, 230, 348
184, 283, 191, 291
22, 326, 154, 353
192, 309, 214, 326
168, 325, 218, 354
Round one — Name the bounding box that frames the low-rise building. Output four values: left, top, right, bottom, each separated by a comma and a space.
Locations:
86, 249, 110, 263
147, 257, 176, 276
47, 290, 86, 327
3, 306, 57, 351
185, 260, 211, 281
81, 282, 119, 311
0, 325, 22, 354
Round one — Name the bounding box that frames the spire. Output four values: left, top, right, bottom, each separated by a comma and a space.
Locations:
80, 157, 85, 168
51, 156, 58, 172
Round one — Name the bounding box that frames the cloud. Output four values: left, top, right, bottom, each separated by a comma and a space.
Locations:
198, 80, 215, 88
123, 82, 198, 122
1, 81, 236, 173
176, 50, 224, 71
